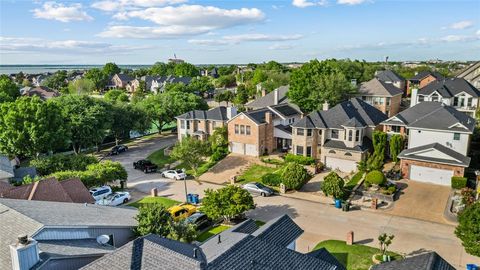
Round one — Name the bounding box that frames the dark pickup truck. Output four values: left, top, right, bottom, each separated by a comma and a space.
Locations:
133, 159, 158, 173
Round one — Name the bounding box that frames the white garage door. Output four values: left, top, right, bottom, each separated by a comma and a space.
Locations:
230, 142, 244, 155
230, 143, 258, 156
409, 165, 453, 186
245, 144, 258, 156
325, 157, 357, 173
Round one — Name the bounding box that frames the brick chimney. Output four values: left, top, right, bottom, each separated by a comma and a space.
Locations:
10, 235, 40, 270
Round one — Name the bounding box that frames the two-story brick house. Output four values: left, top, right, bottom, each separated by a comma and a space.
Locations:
228, 103, 302, 156
410, 78, 480, 117
291, 98, 388, 172
406, 71, 443, 96
108, 74, 133, 90
176, 106, 237, 142
357, 78, 403, 117
382, 102, 475, 185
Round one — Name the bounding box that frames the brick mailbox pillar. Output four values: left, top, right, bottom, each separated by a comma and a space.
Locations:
346, 231, 354, 245
151, 188, 158, 197
371, 198, 378, 210
279, 183, 286, 194
230, 176, 237, 185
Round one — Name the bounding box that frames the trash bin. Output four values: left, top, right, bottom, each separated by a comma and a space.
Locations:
467, 264, 478, 270
335, 199, 342, 209
187, 194, 193, 204
192, 194, 199, 204
342, 202, 350, 212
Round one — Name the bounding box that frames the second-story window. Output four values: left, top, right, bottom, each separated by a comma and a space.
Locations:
418, 96, 424, 102
392, 126, 401, 133
467, 98, 473, 107
348, 130, 353, 141
234, 124, 239, 134
331, 130, 339, 139
453, 133, 460, 140
212, 121, 216, 129
307, 129, 312, 136
186, 121, 190, 129
297, 129, 304, 136
355, 130, 360, 141
181, 120, 185, 129
246, 126, 251, 135
240, 125, 245, 135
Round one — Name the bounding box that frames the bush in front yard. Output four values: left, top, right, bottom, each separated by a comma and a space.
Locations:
261, 173, 283, 187
284, 154, 315, 165
31, 154, 98, 175
281, 162, 311, 190
321, 172, 345, 199
365, 170, 386, 185
451, 176, 467, 189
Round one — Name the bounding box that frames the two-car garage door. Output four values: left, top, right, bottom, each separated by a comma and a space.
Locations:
230, 142, 258, 156
325, 157, 357, 173
409, 165, 453, 186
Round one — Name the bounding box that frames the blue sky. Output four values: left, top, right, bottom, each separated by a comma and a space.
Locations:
0, 0, 479, 64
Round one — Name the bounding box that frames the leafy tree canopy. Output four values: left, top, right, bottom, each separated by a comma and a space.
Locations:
455, 202, 480, 257
103, 62, 121, 76
170, 137, 210, 177
202, 185, 255, 223
84, 68, 109, 90
104, 89, 129, 103
0, 74, 20, 103
321, 171, 345, 199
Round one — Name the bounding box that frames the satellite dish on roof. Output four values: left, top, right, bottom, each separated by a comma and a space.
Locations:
97, 235, 110, 245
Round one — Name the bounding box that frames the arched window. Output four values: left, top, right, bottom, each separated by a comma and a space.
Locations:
344, 152, 352, 156
328, 150, 336, 154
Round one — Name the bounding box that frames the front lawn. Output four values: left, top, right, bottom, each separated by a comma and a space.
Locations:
345, 171, 364, 190
236, 164, 277, 184
128, 196, 180, 209
147, 148, 176, 168
314, 240, 402, 270
196, 225, 230, 242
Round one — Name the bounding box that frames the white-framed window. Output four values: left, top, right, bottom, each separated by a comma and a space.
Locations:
355, 130, 360, 141
297, 129, 304, 136
246, 126, 251, 135
234, 124, 239, 134
348, 130, 353, 141
453, 133, 460, 140
331, 130, 339, 139
240, 125, 245, 135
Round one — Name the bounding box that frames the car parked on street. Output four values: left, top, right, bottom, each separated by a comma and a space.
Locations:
185, 212, 211, 231
161, 169, 187, 180
168, 204, 197, 221
109, 145, 128, 155
133, 159, 158, 173
89, 186, 113, 201
242, 182, 274, 197
96, 192, 131, 206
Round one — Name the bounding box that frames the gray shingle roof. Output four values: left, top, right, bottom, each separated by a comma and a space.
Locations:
240, 104, 300, 125
323, 137, 372, 152
358, 78, 403, 97
246, 86, 289, 109
176, 106, 228, 121
417, 78, 480, 98
409, 71, 444, 82
375, 70, 405, 83
115, 73, 133, 82
292, 98, 388, 129
371, 252, 455, 270
307, 248, 346, 270
269, 103, 302, 117
81, 234, 206, 270
38, 239, 115, 257
251, 214, 303, 248
381, 102, 476, 133
230, 219, 259, 234
0, 155, 14, 179
397, 143, 471, 167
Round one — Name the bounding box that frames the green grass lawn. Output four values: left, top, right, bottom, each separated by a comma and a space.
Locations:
196, 225, 230, 242
314, 240, 402, 270
147, 148, 176, 168
236, 164, 278, 184
345, 171, 364, 190
128, 196, 180, 209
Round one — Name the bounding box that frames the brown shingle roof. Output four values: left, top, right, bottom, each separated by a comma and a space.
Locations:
0, 178, 94, 204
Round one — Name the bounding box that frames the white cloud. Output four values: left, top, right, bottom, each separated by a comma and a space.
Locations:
99, 5, 265, 39
189, 33, 302, 45
440, 34, 479, 42
448, 20, 474, 30
269, 44, 294, 50
91, 0, 187, 12
0, 37, 151, 54
292, 0, 328, 8
337, 0, 367, 5
32, 1, 93, 22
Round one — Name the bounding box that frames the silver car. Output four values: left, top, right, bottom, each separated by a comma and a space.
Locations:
242, 182, 274, 197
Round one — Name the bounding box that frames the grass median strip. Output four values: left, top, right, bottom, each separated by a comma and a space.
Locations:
128, 196, 180, 209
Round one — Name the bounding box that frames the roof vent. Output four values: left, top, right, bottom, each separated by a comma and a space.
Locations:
18, 235, 29, 245
217, 235, 221, 244
193, 248, 198, 258
96, 235, 110, 245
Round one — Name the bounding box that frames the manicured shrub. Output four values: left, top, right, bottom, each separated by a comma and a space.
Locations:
281, 162, 311, 190
365, 170, 386, 185
284, 154, 315, 165
261, 173, 283, 187
321, 171, 345, 199
210, 147, 228, 163
451, 176, 467, 189
31, 154, 98, 175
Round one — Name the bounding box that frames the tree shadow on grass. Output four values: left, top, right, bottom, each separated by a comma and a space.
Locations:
332, 252, 348, 267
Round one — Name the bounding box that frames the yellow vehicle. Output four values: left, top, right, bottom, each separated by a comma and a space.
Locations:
168, 204, 197, 221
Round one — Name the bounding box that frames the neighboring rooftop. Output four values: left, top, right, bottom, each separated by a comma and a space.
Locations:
0, 155, 14, 179
409, 71, 444, 82
115, 73, 134, 82
371, 251, 455, 270
417, 77, 480, 97
292, 98, 388, 129
381, 102, 476, 132
239, 103, 301, 125
22, 86, 60, 100
397, 143, 471, 167
375, 70, 405, 83
358, 78, 404, 97
176, 106, 229, 121
246, 85, 289, 109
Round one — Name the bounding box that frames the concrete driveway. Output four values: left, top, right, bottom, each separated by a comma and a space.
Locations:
383, 180, 452, 224
199, 154, 260, 184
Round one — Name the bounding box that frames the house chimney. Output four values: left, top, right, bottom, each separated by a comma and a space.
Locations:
10, 235, 40, 270
193, 248, 198, 258
265, 111, 272, 124
322, 102, 330, 111
226, 106, 237, 120
274, 88, 279, 105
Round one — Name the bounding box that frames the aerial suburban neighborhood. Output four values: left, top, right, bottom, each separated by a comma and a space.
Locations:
0, 0, 479, 270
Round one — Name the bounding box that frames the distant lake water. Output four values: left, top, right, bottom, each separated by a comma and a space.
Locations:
0, 65, 152, 75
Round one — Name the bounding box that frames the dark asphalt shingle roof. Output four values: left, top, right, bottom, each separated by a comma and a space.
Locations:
397, 143, 471, 167
115, 73, 133, 82
275, 124, 293, 134
246, 86, 289, 109
251, 214, 303, 248
270, 103, 302, 117
381, 102, 475, 132
409, 71, 444, 82
417, 78, 480, 97
176, 106, 228, 121
307, 248, 346, 270
358, 78, 403, 97
231, 219, 259, 234
323, 137, 372, 152
292, 98, 388, 129
371, 252, 455, 270
375, 70, 405, 82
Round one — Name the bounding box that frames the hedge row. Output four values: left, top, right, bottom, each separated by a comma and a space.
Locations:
451, 177, 467, 189
284, 154, 315, 165
30, 154, 98, 176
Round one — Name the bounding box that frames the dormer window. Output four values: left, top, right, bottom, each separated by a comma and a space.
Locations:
331, 130, 339, 139
453, 133, 460, 140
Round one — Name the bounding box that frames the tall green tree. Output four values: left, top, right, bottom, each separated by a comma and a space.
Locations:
53, 95, 112, 154
84, 68, 109, 90
0, 74, 20, 103
0, 96, 68, 157
104, 89, 129, 103
455, 202, 480, 257
149, 62, 169, 76
389, 134, 404, 162
103, 62, 121, 77
202, 185, 255, 223
110, 103, 150, 145
168, 221, 197, 243
287, 59, 355, 112
42, 70, 68, 92
174, 62, 199, 77
234, 84, 249, 106
170, 137, 210, 177
188, 76, 214, 95
135, 204, 173, 237
67, 78, 95, 95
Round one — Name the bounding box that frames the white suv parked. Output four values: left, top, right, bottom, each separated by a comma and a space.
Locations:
89, 186, 112, 201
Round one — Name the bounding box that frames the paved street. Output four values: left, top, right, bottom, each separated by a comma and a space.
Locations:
110, 135, 480, 268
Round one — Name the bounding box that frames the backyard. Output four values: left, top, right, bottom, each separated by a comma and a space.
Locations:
314, 240, 402, 270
